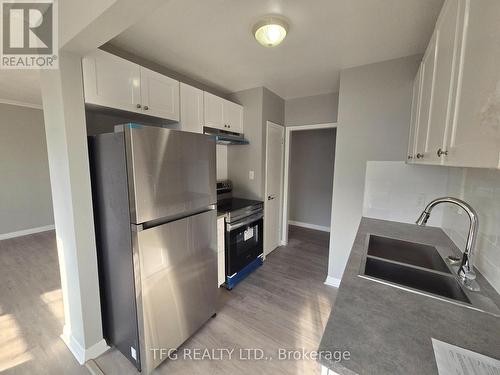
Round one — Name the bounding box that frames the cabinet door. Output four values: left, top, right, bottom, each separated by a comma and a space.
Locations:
140, 67, 179, 121
446, 0, 500, 168
204, 92, 224, 130
408, 66, 422, 163
414, 32, 438, 163
180, 83, 204, 134
223, 100, 243, 133
426, 0, 462, 165
82, 49, 142, 113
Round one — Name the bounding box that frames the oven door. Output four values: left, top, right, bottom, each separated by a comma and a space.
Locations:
225, 213, 263, 276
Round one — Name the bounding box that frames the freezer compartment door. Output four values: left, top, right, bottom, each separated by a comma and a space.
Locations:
134, 209, 217, 373
125, 125, 216, 224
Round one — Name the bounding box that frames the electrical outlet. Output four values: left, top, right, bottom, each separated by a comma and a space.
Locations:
249, 170, 255, 180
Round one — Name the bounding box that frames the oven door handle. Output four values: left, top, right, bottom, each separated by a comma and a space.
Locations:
227, 213, 263, 231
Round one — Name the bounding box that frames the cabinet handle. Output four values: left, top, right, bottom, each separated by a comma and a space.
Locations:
408, 155, 413, 160
143, 105, 149, 110
437, 148, 448, 157
136, 104, 142, 109
416, 153, 424, 159
228, 125, 231, 128
224, 124, 228, 128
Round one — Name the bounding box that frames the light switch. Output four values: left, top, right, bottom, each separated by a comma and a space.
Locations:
249, 170, 255, 180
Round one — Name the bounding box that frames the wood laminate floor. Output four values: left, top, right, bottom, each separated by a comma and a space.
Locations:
0, 231, 89, 375
0, 225, 336, 375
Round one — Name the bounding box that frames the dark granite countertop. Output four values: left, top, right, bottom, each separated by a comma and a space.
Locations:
318, 217, 500, 374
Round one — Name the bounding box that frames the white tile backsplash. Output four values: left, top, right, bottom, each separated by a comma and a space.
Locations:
442, 167, 500, 293
363, 161, 448, 227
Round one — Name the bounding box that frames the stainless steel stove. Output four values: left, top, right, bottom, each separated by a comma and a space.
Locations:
217, 180, 264, 289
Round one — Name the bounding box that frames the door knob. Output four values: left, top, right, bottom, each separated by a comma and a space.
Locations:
143, 105, 149, 110
136, 104, 142, 108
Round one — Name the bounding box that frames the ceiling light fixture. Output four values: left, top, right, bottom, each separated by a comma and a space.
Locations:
253, 16, 289, 47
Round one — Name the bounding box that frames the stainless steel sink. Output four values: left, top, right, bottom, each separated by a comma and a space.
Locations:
364, 257, 470, 303
367, 235, 451, 274
358, 233, 500, 316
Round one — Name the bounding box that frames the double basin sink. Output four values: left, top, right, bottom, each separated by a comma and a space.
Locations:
360, 235, 471, 304
359, 235, 500, 315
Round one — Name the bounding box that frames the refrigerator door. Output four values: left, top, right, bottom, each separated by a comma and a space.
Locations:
125, 125, 216, 224
133, 209, 217, 374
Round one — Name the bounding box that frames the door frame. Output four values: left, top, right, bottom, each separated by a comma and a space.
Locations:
281, 122, 337, 246
264, 121, 285, 258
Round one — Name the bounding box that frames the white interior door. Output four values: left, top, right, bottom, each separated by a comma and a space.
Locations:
264, 122, 284, 256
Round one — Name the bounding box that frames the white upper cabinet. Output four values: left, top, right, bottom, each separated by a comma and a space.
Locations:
425, 0, 462, 165
408, 0, 500, 169
414, 32, 437, 164
82, 49, 142, 114
204, 91, 243, 133
180, 83, 204, 134
204, 92, 224, 129
223, 100, 244, 133
82, 50, 180, 121
140, 67, 179, 121
446, 0, 500, 168
408, 65, 422, 161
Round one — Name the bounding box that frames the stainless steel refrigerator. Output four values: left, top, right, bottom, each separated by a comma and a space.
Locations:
89, 124, 217, 374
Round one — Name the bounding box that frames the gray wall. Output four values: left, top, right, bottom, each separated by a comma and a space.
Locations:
285, 92, 339, 126
289, 128, 336, 228
329, 55, 421, 281
0, 103, 53, 235
228, 87, 284, 200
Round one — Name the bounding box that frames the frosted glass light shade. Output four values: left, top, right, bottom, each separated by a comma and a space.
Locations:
253, 18, 288, 47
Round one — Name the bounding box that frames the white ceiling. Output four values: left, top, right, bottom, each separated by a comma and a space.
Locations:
0, 0, 443, 106
111, 0, 444, 99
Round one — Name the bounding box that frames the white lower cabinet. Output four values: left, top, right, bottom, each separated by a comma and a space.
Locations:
408, 0, 500, 169
217, 216, 226, 287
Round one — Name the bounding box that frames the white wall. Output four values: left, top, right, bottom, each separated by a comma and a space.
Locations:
285, 92, 338, 127
289, 128, 336, 229
0, 103, 54, 237
363, 161, 447, 226
329, 55, 421, 282
442, 168, 500, 293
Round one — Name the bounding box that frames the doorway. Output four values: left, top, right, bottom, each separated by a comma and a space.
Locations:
282, 123, 337, 245
264, 121, 285, 256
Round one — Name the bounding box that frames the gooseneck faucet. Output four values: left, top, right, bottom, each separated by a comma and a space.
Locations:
416, 197, 479, 288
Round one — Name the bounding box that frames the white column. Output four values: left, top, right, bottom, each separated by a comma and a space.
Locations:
39, 51, 108, 363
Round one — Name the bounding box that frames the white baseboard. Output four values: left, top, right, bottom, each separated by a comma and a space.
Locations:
288, 220, 330, 232
62, 325, 109, 365
324, 276, 341, 288
0, 224, 55, 240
